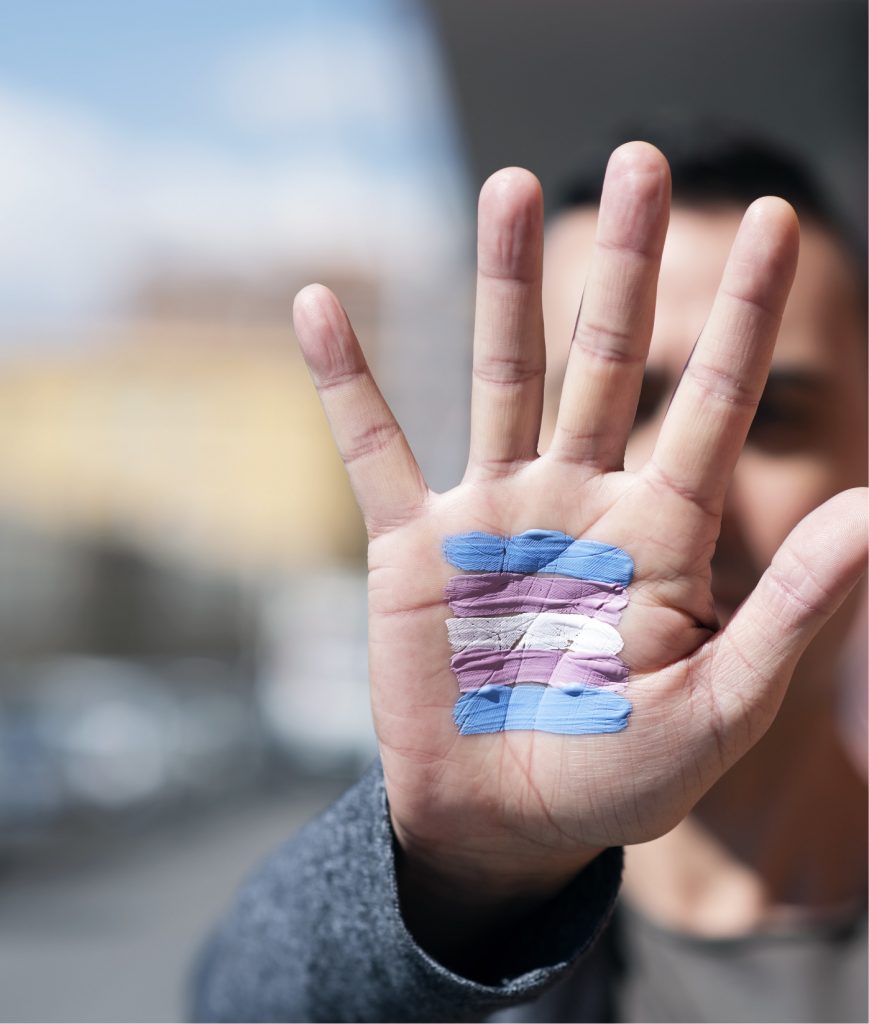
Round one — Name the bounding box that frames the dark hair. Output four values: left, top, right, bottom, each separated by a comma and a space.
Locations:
552, 118, 866, 282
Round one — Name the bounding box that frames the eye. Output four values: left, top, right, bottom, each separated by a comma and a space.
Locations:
633, 373, 668, 428
747, 388, 824, 453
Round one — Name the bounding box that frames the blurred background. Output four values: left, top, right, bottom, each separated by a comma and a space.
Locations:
0, 0, 864, 1019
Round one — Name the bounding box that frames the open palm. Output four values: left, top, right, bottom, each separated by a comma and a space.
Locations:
293, 143, 867, 897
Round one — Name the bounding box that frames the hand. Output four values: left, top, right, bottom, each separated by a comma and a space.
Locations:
292, 143, 867, 924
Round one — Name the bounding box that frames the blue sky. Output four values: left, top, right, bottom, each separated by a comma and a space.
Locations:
0, 1, 411, 148
0, 0, 469, 332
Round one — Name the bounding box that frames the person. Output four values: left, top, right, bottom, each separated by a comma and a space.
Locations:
190, 130, 868, 1023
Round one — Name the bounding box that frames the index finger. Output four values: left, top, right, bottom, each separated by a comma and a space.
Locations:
467, 168, 546, 476
548, 142, 670, 472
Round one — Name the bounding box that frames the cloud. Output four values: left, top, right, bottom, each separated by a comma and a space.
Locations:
0, 89, 126, 327
0, 40, 467, 338
217, 14, 450, 147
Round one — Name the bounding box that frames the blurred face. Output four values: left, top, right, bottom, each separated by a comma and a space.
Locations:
542, 204, 867, 690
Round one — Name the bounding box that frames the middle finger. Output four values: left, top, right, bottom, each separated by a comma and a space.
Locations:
548, 142, 671, 472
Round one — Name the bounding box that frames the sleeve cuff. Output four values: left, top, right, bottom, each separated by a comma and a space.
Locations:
370, 762, 623, 1019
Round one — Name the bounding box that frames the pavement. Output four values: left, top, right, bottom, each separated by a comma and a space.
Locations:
0, 774, 351, 1022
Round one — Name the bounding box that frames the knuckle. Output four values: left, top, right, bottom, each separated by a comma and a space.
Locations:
342, 420, 402, 465
684, 360, 759, 408
572, 320, 644, 365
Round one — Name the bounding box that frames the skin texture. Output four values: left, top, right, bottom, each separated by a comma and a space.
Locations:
292, 142, 868, 965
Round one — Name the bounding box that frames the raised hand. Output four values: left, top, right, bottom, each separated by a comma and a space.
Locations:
291, 143, 867, 931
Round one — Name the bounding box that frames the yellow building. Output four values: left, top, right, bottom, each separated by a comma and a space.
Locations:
0, 318, 367, 576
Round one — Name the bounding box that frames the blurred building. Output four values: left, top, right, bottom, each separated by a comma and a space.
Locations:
0, 0, 474, 851
0, 283, 380, 836
0, 314, 366, 577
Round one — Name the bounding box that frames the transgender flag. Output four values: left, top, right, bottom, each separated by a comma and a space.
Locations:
442, 530, 634, 736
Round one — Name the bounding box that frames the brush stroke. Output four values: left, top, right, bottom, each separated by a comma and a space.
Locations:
445, 573, 628, 623
442, 530, 634, 585
446, 612, 623, 655
450, 647, 628, 691
453, 683, 631, 735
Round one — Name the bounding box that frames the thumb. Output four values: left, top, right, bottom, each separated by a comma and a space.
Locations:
704, 487, 867, 730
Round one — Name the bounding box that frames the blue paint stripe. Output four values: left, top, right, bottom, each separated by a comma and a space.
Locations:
443, 530, 633, 585
453, 683, 631, 736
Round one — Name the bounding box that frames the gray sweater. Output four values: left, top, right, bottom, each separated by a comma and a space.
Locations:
190, 761, 623, 1023
190, 762, 868, 1023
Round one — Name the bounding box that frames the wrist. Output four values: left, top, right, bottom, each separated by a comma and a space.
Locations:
391, 810, 604, 913
391, 812, 606, 980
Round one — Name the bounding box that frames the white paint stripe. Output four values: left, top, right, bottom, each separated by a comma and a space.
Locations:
446, 612, 623, 656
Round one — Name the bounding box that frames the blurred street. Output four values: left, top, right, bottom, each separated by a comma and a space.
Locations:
0, 773, 349, 1023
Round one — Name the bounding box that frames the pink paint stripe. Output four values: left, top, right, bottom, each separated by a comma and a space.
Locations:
450, 648, 629, 691
445, 573, 627, 624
